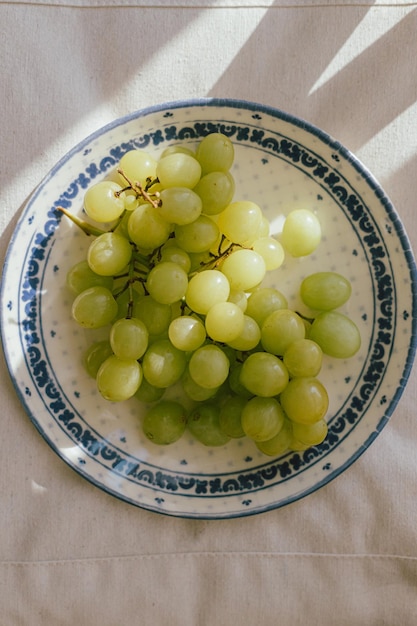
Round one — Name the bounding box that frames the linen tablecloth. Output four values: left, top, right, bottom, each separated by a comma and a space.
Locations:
1, 1, 417, 623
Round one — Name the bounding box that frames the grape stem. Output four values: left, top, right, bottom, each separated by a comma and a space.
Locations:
116, 168, 161, 208
56, 207, 107, 237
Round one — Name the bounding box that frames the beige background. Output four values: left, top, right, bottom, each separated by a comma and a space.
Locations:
1, 1, 417, 623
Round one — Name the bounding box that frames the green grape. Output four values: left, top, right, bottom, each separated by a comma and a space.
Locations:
228, 289, 248, 312
228, 363, 253, 399
239, 351, 289, 397
218, 395, 246, 438
194, 171, 235, 215
168, 315, 206, 351
110, 317, 149, 360
279, 377, 329, 425
255, 419, 293, 456
188, 344, 230, 389
72, 286, 118, 329
181, 367, 220, 402
241, 396, 285, 442
300, 272, 352, 311
142, 400, 187, 445
196, 133, 234, 174
128, 203, 172, 250
292, 419, 328, 446
217, 201, 263, 246
146, 261, 189, 305
134, 377, 165, 403
156, 152, 202, 189
187, 403, 231, 446
66, 259, 113, 294
220, 249, 266, 291
132, 295, 172, 336
175, 215, 219, 253
160, 145, 195, 158
261, 309, 305, 356
185, 269, 230, 315
83, 340, 114, 378
87, 232, 132, 276
142, 339, 187, 388
245, 287, 288, 327
227, 315, 261, 351
252, 236, 285, 271
97, 355, 142, 402
83, 180, 126, 223
281, 209, 321, 257
205, 301, 245, 343
160, 245, 191, 273
158, 187, 202, 225
308, 311, 361, 358
283, 339, 323, 377
116, 150, 157, 188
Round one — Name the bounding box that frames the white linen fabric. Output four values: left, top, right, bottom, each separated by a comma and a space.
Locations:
1, 1, 417, 623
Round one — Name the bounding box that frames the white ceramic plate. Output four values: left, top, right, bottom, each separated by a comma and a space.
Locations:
2, 99, 416, 519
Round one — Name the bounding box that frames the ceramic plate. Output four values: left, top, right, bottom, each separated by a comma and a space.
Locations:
2, 98, 416, 518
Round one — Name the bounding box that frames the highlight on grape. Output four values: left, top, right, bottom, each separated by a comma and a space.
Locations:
61, 132, 361, 456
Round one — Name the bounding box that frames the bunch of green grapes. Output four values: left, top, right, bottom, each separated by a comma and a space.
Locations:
64, 132, 361, 455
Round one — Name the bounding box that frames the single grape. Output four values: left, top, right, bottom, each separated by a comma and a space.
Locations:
188, 344, 230, 389
97, 355, 142, 402
134, 377, 165, 404
241, 396, 285, 442
156, 152, 202, 189
158, 187, 202, 225
110, 317, 149, 360
218, 395, 246, 438
217, 201, 263, 245
239, 351, 289, 397
308, 311, 361, 358
194, 171, 235, 215
228, 363, 254, 399
245, 287, 288, 327
132, 295, 172, 336
255, 419, 293, 456
168, 315, 206, 352
196, 133, 234, 174
87, 232, 132, 276
228, 289, 248, 312
128, 203, 172, 250
205, 301, 245, 343
142, 400, 187, 445
146, 262, 189, 305
227, 315, 261, 351
185, 269, 230, 315
116, 150, 157, 188
283, 339, 323, 377
83, 340, 114, 378
291, 419, 328, 446
220, 249, 266, 291
279, 377, 329, 425
187, 403, 231, 447
83, 180, 126, 223
181, 367, 220, 402
252, 236, 285, 270
66, 259, 113, 294
142, 339, 187, 388
261, 309, 305, 356
300, 272, 352, 311
72, 286, 118, 329
159, 245, 191, 273
281, 209, 321, 257
175, 215, 219, 253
